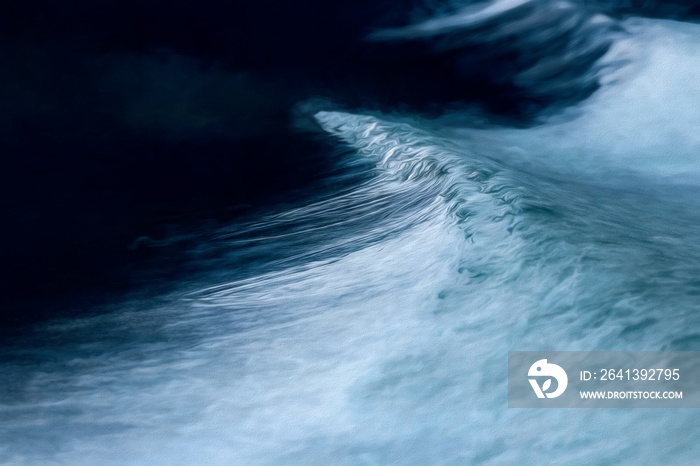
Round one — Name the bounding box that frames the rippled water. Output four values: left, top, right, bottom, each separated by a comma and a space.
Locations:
2, 3, 700, 465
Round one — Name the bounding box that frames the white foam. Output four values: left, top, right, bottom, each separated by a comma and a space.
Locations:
448, 18, 700, 184
3, 14, 700, 466
4, 106, 699, 464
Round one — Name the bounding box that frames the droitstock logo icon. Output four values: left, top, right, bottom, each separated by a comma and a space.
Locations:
528, 359, 568, 399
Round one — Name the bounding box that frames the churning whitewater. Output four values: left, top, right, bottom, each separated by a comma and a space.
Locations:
2, 2, 700, 464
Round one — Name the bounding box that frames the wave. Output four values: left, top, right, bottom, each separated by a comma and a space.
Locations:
2, 3, 700, 465
369, 0, 619, 114
5, 101, 700, 463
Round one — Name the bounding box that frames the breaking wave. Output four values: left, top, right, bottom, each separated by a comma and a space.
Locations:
2, 2, 700, 465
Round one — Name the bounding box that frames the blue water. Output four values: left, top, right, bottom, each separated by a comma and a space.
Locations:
2, 2, 700, 464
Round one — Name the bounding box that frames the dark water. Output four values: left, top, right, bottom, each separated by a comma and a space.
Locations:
1, 1, 699, 464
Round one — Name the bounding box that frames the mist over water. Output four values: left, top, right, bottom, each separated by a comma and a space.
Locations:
2, 1, 700, 464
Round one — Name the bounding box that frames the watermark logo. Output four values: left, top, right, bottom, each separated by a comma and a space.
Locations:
528, 359, 568, 399
510, 351, 699, 408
